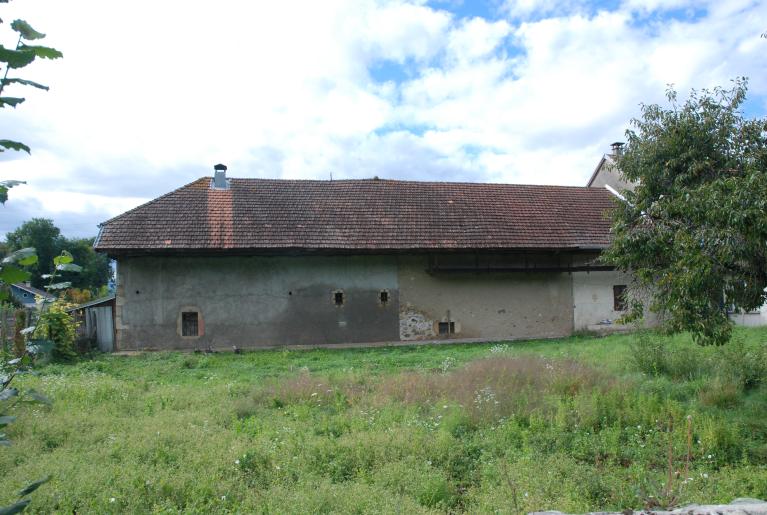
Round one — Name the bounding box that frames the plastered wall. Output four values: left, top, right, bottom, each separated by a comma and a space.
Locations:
115, 255, 400, 350
572, 270, 635, 330
114, 254, 658, 350
397, 255, 574, 341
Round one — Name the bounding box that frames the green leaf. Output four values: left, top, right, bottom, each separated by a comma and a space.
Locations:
0, 265, 31, 285
0, 45, 35, 69
17, 476, 50, 497
1, 78, 48, 90
26, 341, 52, 355
0, 388, 18, 401
52, 251, 73, 266
0, 416, 16, 427
0, 499, 31, 515
0, 97, 25, 108
55, 263, 82, 273
45, 281, 70, 290
0, 180, 26, 189
0, 180, 26, 203
18, 43, 62, 60
0, 140, 31, 153
2, 247, 37, 265
10, 19, 46, 40
26, 389, 51, 405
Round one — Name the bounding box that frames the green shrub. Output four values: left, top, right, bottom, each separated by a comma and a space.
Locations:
629, 333, 668, 376
629, 333, 708, 380
34, 300, 78, 361
718, 337, 767, 390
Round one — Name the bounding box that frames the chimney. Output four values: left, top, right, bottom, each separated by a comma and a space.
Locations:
610, 142, 625, 157
212, 163, 228, 189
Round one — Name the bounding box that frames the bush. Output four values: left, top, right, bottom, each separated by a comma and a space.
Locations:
34, 300, 78, 361
718, 336, 767, 390
629, 333, 708, 380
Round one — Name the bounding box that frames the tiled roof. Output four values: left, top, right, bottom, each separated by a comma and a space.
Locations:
95, 178, 615, 254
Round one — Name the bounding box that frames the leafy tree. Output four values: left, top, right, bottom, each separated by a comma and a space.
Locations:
0, 8, 62, 204
604, 78, 767, 346
5, 218, 61, 289
64, 237, 111, 292
5, 219, 112, 292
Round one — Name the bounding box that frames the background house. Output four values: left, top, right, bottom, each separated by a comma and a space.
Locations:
10, 282, 54, 309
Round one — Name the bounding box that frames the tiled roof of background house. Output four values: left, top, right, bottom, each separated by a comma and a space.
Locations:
94, 178, 616, 254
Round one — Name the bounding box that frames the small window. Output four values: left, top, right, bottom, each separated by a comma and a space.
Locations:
182, 311, 199, 337
438, 322, 455, 335
613, 285, 628, 311
379, 290, 389, 305
333, 291, 344, 306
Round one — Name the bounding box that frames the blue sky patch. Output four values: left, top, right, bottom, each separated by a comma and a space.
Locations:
369, 59, 412, 85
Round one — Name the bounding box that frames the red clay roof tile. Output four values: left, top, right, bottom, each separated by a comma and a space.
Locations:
95, 178, 615, 254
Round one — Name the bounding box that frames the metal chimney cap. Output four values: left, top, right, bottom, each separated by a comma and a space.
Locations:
214, 163, 227, 172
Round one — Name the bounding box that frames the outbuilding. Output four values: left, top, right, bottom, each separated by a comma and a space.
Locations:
94, 166, 633, 350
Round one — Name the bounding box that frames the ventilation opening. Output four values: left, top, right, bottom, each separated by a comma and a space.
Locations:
438, 322, 455, 335
333, 291, 344, 306
182, 311, 199, 337
613, 285, 628, 311
379, 290, 389, 305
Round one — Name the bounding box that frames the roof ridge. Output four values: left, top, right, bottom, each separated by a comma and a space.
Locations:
227, 177, 604, 190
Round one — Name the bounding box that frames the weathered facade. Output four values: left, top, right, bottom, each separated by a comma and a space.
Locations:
113, 253, 624, 350
97, 170, 633, 350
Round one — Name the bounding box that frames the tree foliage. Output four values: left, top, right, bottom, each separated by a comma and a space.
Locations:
5, 219, 111, 292
604, 78, 767, 346
0, 3, 62, 204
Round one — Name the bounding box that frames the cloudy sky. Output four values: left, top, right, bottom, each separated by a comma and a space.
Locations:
0, 0, 765, 238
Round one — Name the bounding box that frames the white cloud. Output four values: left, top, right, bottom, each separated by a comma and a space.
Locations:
0, 0, 765, 237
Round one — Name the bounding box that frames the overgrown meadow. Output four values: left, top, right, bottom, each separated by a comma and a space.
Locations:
2, 328, 767, 513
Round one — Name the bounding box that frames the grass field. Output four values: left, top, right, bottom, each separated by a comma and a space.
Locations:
2, 328, 767, 513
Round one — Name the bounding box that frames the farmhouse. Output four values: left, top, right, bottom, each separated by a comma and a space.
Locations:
10, 282, 54, 309
94, 164, 637, 351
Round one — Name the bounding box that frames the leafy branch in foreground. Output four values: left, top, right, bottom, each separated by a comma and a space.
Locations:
0, 8, 62, 204
604, 78, 767, 346
1, 248, 80, 512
